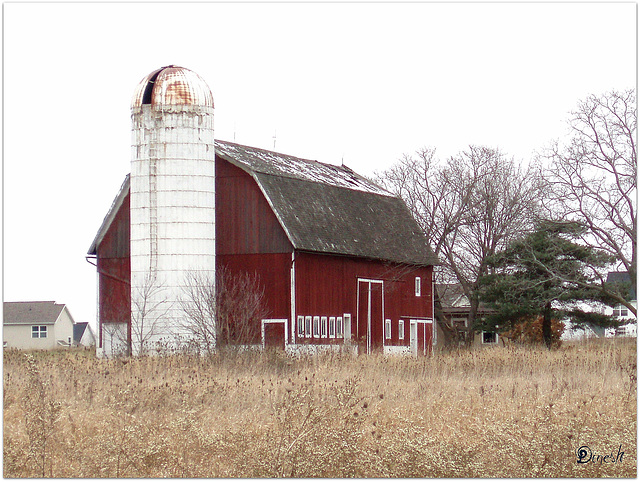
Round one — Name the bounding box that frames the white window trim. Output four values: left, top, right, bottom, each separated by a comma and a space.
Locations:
32, 325, 47, 339
337, 316, 344, 338
329, 317, 336, 338
313, 316, 320, 337
297, 316, 305, 338
399, 319, 405, 340
342, 314, 351, 341
415, 277, 421, 297
385, 319, 392, 340
305, 316, 312, 337
321, 316, 328, 338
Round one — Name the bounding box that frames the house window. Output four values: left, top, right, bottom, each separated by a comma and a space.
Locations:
297, 316, 305, 338
613, 305, 629, 317
313, 316, 320, 337
399, 319, 405, 340
415, 277, 421, 297
482, 331, 498, 344
305, 316, 312, 337
329, 317, 336, 338
336, 316, 344, 338
32, 325, 47, 338
321, 317, 328, 338
385, 319, 392, 340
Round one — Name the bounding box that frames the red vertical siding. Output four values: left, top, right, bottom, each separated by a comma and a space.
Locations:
294, 252, 433, 350
215, 158, 293, 344
96, 193, 131, 348
216, 158, 292, 255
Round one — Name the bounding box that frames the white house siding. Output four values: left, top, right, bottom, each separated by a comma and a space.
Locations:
3, 307, 74, 350
604, 300, 638, 337
79, 326, 96, 346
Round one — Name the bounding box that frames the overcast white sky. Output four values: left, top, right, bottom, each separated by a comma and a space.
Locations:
3, 2, 636, 331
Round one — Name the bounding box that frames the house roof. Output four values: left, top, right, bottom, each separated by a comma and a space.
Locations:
3, 301, 66, 325
435, 284, 493, 315
89, 140, 438, 266
606, 271, 636, 300
435, 284, 469, 310
73, 322, 92, 342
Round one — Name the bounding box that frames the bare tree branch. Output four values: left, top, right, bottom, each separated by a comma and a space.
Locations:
539, 88, 636, 311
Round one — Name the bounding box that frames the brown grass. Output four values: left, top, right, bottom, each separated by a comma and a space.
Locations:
3, 338, 636, 478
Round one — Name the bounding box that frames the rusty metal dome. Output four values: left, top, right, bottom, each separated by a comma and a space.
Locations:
131, 65, 214, 108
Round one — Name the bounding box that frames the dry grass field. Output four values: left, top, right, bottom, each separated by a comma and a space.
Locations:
3, 338, 636, 478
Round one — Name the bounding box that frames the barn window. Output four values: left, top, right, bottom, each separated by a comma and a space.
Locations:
329, 317, 336, 338
31, 325, 47, 338
321, 317, 328, 337
297, 316, 305, 338
385, 319, 392, 340
313, 316, 320, 337
415, 277, 422, 297
399, 319, 405, 340
305, 316, 312, 337
343, 314, 351, 341
336, 317, 344, 338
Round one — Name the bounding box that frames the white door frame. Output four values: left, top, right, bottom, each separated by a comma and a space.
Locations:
409, 320, 418, 357
409, 318, 433, 357
261, 319, 288, 349
357, 278, 384, 354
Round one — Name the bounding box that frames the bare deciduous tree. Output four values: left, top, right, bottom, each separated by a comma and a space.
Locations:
179, 271, 218, 354
377, 146, 541, 345
539, 88, 636, 314
180, 267, 269, 354
130, 273, 172, 356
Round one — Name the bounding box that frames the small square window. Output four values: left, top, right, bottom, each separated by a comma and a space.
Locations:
313, 316, 320, 337
305, 316, 312, 337
329, 317, 336, 338
297, 316, 305, 337
415, 277, 421, 297
336, 317, 344, 338
31, 326, 47, 339
385, 319, 392, 340
321, 316, 328, 337
399, 319, 405, 340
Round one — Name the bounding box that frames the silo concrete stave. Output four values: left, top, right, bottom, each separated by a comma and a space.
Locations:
130, 66, 215, 355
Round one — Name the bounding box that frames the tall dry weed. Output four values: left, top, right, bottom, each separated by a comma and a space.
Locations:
3, 338, 636, 478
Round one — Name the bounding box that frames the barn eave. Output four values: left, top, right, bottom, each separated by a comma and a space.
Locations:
87, 174, 130, 256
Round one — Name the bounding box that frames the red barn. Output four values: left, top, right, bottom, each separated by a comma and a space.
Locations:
87, 66, 438, 357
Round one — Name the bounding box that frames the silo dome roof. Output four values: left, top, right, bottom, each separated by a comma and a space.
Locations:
131, 65, 214, 108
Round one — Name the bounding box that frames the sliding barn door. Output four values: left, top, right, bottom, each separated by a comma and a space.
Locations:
357, 279, 384, 354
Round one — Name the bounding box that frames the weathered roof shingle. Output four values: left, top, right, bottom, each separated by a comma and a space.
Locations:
89, 140, 439, 267
3, 301, 66, 325
216, 140, 438, 266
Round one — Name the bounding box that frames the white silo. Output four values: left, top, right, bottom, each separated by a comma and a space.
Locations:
130, 65, 215, 355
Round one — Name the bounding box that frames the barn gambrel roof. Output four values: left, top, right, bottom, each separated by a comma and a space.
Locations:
89, 140, 438, 267
215, 140, 438, 266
